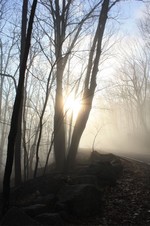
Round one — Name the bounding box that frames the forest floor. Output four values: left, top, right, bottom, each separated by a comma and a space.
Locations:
100, 159, 150, 225
64, 158, 150, 226
1, 156, 150, 225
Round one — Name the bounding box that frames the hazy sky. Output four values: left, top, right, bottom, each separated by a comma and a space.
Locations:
118, 0, 145, 36
80, 0, 147, 150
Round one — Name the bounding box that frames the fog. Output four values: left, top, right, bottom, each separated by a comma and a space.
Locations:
81, 98, 150, 153
0, 0, 150, 186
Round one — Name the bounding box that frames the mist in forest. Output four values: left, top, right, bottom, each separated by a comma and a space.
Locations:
0, 0, 150, 190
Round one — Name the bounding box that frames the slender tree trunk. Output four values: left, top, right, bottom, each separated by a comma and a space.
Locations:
66, 0, 110, 171
0, 90, 9, 171
33, 66, 54, 178
33, 115, 43, 178
54, 63, 66, 171
28, 126, 39, 178
66, 90, 93, 170
14, 0, 28, 187
14, 105, 22, 186
22, 86, 29, 181
2, 0, 37, 215
43, 132, 54, 175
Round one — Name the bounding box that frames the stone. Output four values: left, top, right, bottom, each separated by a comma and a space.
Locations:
0, 207, 40, 226
12, 175, 66, 201
111, 158, 123, 176
71, 175, 98, 185
35, 213, 64, 226
86, 161, 117, 185
57, 184, 102, 217
22, 204, 48, 217
33, 194, 56, 209
87, 151, 123, 185
90, 151, 115, 163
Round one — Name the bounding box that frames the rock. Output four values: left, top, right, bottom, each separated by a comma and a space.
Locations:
87, 161, 117, 185
35, 213, 64, 226
0, 207, 40, 226
87, 151, 123, 185
71, 175, 98, 185
12, 175, 66, 201
111, 158, 123, 176
90, 151, 115, 163
22, 204, 48, 217
33, 194, 56, 209
56, 184, 102, 217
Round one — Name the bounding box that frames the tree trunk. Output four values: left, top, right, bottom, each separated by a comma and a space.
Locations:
0, 91, 9, 171
50, 0, 103, 171
66, 0, 110, 171
14, 108, 22, 186
2, 0, 37, 215
43, 132, 54, 175
52, 0, 67, 171
14, 0, 28, 187
66, 90, 93, 170
54, 62, 66, 171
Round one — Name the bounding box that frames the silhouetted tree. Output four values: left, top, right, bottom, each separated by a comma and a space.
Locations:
2, 0, 38, 215
66, 0, 119, 170
14, 0, 28, 187
41, 0, 120, 171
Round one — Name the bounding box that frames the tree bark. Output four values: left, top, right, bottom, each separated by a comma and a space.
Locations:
66, 0, 110, 171
14, 0, 28, 187
54, 59, 66, 171
2, 0, 37, 215
52, 1, 67, 171
66, 90, 93, 170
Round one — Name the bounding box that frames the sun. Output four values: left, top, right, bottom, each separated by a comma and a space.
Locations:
64, 95, 81, 120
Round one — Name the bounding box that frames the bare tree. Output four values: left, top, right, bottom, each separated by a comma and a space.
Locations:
0, 2, 20, 173
49, 0, 103, 171
2, 0, 38, 214
39, 0, 120, 171
113, 40, 150, 147
139, 2, 150, 48
14, 0, 28, 187
66, 0, 120, 170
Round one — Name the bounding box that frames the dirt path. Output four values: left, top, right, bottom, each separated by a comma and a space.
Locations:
102, 159, 150, 225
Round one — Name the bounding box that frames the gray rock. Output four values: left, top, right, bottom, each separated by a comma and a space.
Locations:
57, 184, 102, 217
87, 161, 117, 185
33, 194, 56, 207
71, 175, 98, 185
22, 204, 48, 217
12, 175, 66, 200
35, 212, 64, 226
87, 152, 123, 185
90, 151, 115, 163
111, 158, 123, 175
0, 207, 40, 226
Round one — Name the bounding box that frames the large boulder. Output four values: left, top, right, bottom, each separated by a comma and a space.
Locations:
56, 184, 102, 217
0, 207, 40, 226
87, 151, 123, 185
90, 151, 115, 163
87, 161, 116, 185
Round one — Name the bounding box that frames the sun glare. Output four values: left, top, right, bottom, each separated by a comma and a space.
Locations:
64, 95, 81, 120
